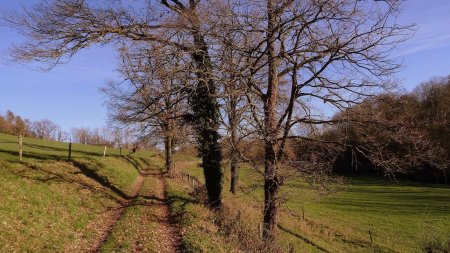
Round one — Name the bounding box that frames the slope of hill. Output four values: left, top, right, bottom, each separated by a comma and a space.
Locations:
0, 133, 157, 252
1, 132, 449, 252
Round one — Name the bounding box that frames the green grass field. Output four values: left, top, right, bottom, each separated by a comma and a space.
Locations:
182, 162, 450, 253
1, 132, 449, 252
0, 133, 157, 252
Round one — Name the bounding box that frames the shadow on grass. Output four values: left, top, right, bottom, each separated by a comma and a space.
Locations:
287, 218, 379, 251
0, 145, 167, 208
0, 148, 139, 203
10, 162, 125, 204
23, 143, 104, 157
139, 195, 166, 203
1, 150, 139, 200
139, 157, 151, 167
347, 174, 450, 189
120, 156, 143, 174
70, 160, 132, 200
167, 194, 200, 222
143, 170, 167, 176
1, 146, 161, 202
101, 196, 167, 211
277, 224, 331, 253
322, 200, 450, 215
0, 148, 61, 162
0, 141, 20, 144
1, 141, 134, 159
129, 195, 168, 209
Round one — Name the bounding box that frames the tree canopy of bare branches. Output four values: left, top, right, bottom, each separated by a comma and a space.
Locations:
103, 44, 191, 174
205, 0, 414, 239
4, 0, 415, 242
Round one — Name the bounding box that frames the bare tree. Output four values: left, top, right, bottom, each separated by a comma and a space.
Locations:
32, 119, 58, 140
220, 81, 247, 194
55, 127, 70, 142
103, 45, 190, 174
4, 0, 415, 239
329, 78, 450, 183
213, 19, 252, 194
71, 127, 90, 144
211, 0, 414, 239
5, 0, 225, 208
106, 127, 134, 149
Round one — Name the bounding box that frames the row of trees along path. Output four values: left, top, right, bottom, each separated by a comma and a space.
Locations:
4, 0, 414, 242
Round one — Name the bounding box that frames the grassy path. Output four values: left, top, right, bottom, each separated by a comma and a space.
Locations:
90, 174, 145, 252
99, 167, 182, 252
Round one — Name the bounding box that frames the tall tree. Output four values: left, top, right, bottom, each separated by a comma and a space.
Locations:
103, 45, 190, 174
6, 0, 224, 208
213, 18, 250, 194
214, 0, 413, 239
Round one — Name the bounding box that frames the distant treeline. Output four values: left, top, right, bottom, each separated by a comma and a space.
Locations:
0, 111, 135, 148
231, 76, 450, 184
324, 76, 450, 183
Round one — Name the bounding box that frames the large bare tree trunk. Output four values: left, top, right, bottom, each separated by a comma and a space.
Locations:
263, 0, 281, 240
164, 123, 175, 175
229, 113, 239, 194
263, 140, 280, 240
230, 156, 238, 194
229, 81, 239, 194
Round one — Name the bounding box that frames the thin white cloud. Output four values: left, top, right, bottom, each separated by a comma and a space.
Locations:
397, 1, 450, 56
401, 32, 450, 56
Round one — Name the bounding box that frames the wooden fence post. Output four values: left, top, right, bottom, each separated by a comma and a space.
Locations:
103, 146, 107, 157
68, 142, 72, 161
119, 146, 122, 156
369, 229, 373, 245
258, 223, 263, 240
18, 134, 23, 161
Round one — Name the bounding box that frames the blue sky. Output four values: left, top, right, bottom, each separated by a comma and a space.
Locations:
1, 0, 450, 131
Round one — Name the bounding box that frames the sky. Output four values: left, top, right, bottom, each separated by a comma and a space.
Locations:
1, 0, 450, 131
